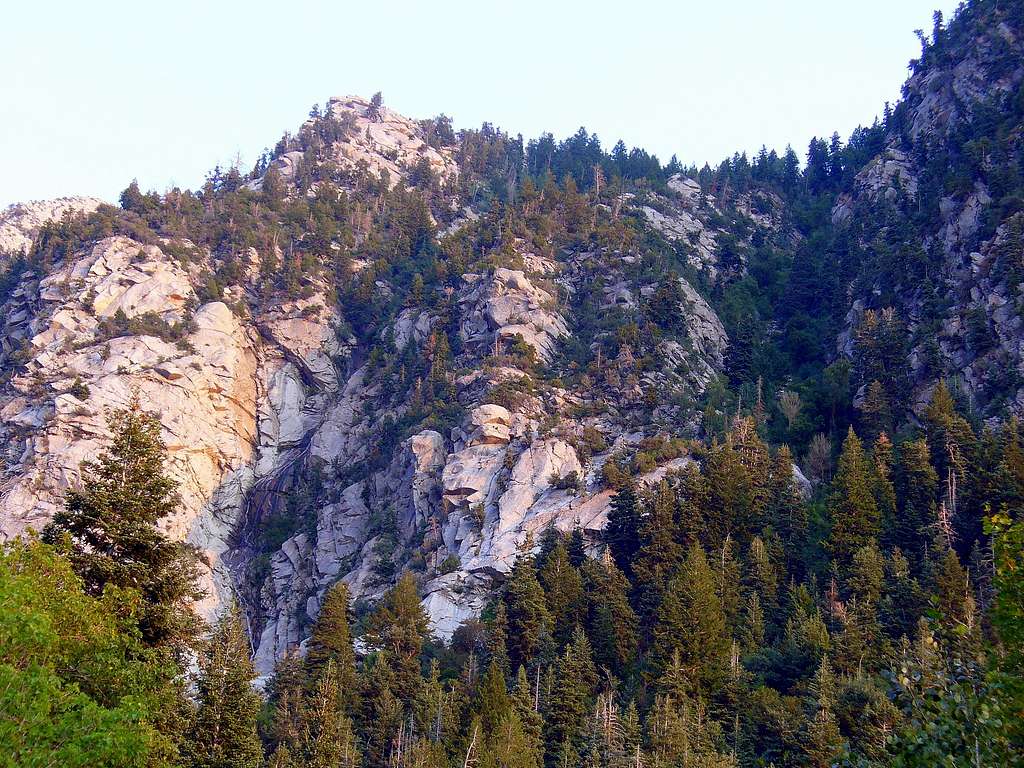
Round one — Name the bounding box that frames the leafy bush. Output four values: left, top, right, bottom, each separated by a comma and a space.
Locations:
0, 540, 177, 766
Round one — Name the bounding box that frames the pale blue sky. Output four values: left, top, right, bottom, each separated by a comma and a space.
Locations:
0, 1, 957, 207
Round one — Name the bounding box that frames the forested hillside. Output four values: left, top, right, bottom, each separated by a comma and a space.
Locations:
3, 1, 1024, 766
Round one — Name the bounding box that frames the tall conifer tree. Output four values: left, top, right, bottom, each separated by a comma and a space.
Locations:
306, 581, 358, 711
304, 659, 360, 768
605, 482, 642, 576
650, 543, 730, 695
505, 541, 551, 670
827, 428, 880, 571
43, 394, 203, 647
184, 604, 263, 768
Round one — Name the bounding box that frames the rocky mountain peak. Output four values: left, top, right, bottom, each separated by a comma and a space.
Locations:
255, 94, 458, 193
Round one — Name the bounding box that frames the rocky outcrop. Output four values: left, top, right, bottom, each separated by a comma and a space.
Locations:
929, 218, 1024, 413
255, 96, 458, 194
459, 267, 569, 361
903, 20, 1024, 141
829, 11, 1024, 417
636, 277, 728, 395
0, 197, 105, 255
635, 176, 719, 276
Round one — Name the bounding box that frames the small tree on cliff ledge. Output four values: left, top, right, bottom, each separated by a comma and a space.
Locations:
43, 392, 203, 648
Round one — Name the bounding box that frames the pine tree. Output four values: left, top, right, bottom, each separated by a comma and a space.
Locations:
632, 481, 685, 624
587, 689, 638, 768
488, 601, 512, 677
768, 446, 808, 576
740, 592, 766, 652
266, 648, 306, 755
539, 540, 586, 647
477, 658, 513, 734
827, 428, 880, 572
358, 655, 402, 768
871, 434, 898, 548
543, 627, 598, 768
714, 536, 743, 635
567, 523, 587, 568
892, 439, 938, 574
706, 438, 755, 550
364, 572, 429, 702
803, 656, 843, 768
267, 743, 295, 768
304, 660, 360, 768
581, 555, 638, 677
505, 541, 551, 670
605, 482, 642, 576
860, 380, 892, 443
998, 418, 1024, 515
923, 382, 977, 539
306, 581, 357, 711
43, 394, 203, 647
846, 542, 885, 605
838, 549, 886, 676
409, 272, 425, 306
183, 604, 263, 768
930, 548, 973, 636
480, 709, 543, 768
650, 543, 729, 695
512, 665, 545, 764
413, 659, 463, 750
879, 548, 925, 642
743, 536, 780, 629
645, 691, 734, 768
730, 416, 773, 533
536, 523, 561, 571
676, 463, 710, 548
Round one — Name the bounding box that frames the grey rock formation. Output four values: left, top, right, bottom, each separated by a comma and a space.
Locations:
0, 102, 731, 680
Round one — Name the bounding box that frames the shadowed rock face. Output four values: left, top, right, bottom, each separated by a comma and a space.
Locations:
826, 17, 1024, 417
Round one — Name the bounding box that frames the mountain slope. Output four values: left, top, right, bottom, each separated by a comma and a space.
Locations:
3, 1, 1024, 684
0, 96, 743, 674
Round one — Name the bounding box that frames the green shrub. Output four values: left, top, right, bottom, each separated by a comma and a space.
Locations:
68, 377, 90, 400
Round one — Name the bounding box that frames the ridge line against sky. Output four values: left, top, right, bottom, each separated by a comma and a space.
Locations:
0, 0, 958, 207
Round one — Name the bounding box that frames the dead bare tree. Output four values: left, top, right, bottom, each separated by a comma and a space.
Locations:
462, 724, 478, 768
779, 389, 802, 431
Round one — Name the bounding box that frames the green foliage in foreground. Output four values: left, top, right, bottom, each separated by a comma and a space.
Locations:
0, 539, 181, 767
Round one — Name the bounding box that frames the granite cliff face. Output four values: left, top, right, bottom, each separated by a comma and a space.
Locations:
0, 232, 335, 620
0, 96, 732, 675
